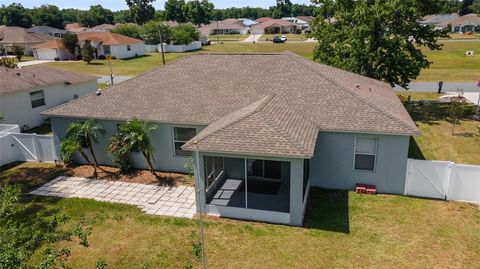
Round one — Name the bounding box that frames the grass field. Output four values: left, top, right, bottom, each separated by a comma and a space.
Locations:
398, 91, 480, 164
417, 41, 480, 81
1, 162, 479, 268
258, 34, 308, 41
208, 34, 249, 42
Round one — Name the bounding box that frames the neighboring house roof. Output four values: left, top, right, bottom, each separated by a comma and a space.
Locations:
0, 66, 97, 94
255, 17, 273, 23
28, 26, 67, 34
439, 13, 480, 27
31, 39, 65, 49
251, 19, 298, 31
0, 26, 53, 44
239, 18, 257, 26
65, 23, 82, 30
200, 19, 247, 31
77, 32, 143, 45
421, 13, 459, 26
43, 52, 419, 158
90, 24, 116, 31
297, 16, 313, 23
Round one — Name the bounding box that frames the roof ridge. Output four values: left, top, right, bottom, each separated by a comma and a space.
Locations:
284, 53, 417, 133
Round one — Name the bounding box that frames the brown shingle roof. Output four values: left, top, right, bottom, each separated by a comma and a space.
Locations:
43, 52, 419, 156
0, 66, 97, 94
31, 39, 64, 49
0, 26, 53, 44
77, 32, 143, 45
200, 19, 247, 31
251, 19, 297, 31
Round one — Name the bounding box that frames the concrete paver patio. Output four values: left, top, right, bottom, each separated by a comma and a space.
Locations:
30, 176, 197, 218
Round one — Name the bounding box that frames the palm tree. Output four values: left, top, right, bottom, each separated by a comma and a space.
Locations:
119, 119, 158, 175
60, 138, 92, 166
64, 119, 105, 177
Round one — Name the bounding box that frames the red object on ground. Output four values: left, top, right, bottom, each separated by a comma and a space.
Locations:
356, 183, 377, 194
365, 184, 377, 195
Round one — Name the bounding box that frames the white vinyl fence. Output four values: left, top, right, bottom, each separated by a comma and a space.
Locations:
405, 159, 480, 204
0, 125, 57, 166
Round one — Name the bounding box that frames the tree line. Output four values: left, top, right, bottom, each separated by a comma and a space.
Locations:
0, 0, 318, 30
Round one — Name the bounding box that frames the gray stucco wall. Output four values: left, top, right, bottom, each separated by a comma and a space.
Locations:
309, 132, 410, 195
50, 117, 205, 173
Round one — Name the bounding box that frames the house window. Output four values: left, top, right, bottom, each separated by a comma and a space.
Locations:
354, 138, 377, 171
127, 45, 131, 51
173, 127, 196, 157
247, 159, 282, 180
103, 45, 111, 55
30, 90, 45, 108
204, 156, 224, 190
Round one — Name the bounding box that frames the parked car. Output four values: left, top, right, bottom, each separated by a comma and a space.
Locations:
280, 35, 287, 41
272, 36, 285, 43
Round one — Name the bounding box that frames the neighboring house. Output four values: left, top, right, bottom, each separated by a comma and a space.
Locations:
239, 18, 258, 27
0, 26, 53, 55
439, 14, 480, 33
420, 13, 459, 30
89, 24, 116, 32
42, 52, 419, 226
199, 19, 250, 35
77, 32, 145, 59
28, 26, 67, 38
282, 17, 310, 30
32, 39, 74, 60
0, 67, 97, 129
65, 23, 87, 33
251, 19, 298, 34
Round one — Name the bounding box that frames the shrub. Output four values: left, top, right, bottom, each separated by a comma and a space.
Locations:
171, 24, 199, 45
11, 44, 24, 61
0, 57, 17, 68
111, 56, 117, 60
112, 24, 141, 39
76, 55, 83, 61
98, 55, 106, 60
54, 57, 60, 61
107, 134, 133, 174
82, 40, 95, 64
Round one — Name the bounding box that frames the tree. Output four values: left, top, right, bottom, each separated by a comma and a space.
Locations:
82, 40, 95, 64
460, 0, 474, 15
61, 119, 105, 177
471, 0, 480, 13
164, 0, 187, 23
448, 98, 465, 136
140, 20, 171, 44
310, 0, 448, 89
273, 0, 293, 18
107, 134, 133, 174
171, 24, 199, 45
112, 23, 141, 39
11, 44, 24, 61
62, 32, 78, 56
114, 10, 132, 24
79, 5, 114, 27
119, 119, 158, 175
0, 3, 32, 28
62, 8, 84, 24
32, 5, 63, 29
126, 0, 156, 25
185, 0, 214, 26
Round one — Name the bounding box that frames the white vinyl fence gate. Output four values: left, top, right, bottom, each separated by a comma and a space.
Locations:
405, 159, 480, 204
0, 124, 57, 166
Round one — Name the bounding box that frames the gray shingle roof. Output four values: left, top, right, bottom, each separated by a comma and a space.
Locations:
0, 66, 97, 94
43, 52, 419, 157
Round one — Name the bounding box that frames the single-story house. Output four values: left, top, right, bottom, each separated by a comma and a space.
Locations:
420, 13, 459, 30
439, 13, 480, 33
77, 32, 145, 59
32, 39, 74, 60
282, 17, 310, 30
65, 23, 87, 33
0, 26, 53, 55
88, 24, 116, 32
238, 18, 258, 27
251, 19, 298, 34
0, 67, 97, 129
42, 52, 419, 226
199, 19, 250, 36
28, 26, 67, 38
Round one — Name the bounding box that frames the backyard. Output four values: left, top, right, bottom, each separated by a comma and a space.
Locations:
1, 162, 479, 268
398, 91, 480, 164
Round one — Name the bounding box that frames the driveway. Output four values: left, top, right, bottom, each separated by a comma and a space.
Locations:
97, 75, 134, 85
18, 60, 53, 68
395, 82, 480, 93
31, 176, 197, 218
242, 34, 262, 43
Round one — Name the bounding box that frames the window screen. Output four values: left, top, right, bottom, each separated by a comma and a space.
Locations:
173, 127, 196, 156
354, 138, 377, 171
30, 90, 45, 108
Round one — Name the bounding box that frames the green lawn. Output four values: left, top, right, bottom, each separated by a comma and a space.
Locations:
1, 162, 480, 268
208, 34, 249, 42
258, 34, 308, 41
417, 41, 480, 81
398, 92, 480, 164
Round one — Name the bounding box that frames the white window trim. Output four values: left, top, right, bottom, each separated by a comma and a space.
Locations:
172, 127, 196, 158
30, 90, 46, 108
353, 137, 378, 172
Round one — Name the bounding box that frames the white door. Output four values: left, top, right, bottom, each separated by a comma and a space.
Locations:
35, 49, 57, 60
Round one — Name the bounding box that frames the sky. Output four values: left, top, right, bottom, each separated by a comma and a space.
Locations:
3, 0, 313, 10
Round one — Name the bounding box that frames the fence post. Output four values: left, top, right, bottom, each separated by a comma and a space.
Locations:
404, 159, 411, 196
31, 133, 40, 162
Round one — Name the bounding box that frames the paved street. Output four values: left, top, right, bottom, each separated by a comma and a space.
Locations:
396, 82, 479, 93
31, 176, 197, 218
97, 75, 133, 85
